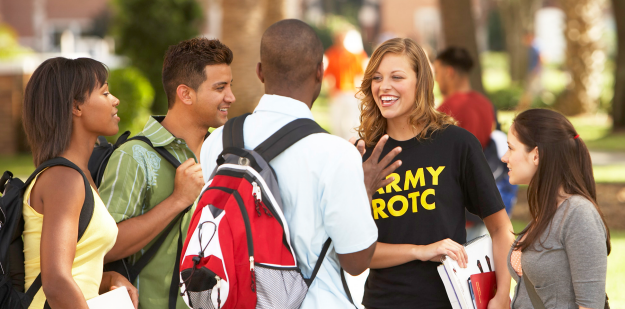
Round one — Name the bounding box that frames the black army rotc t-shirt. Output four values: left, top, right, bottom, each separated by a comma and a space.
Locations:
361, 125, 504, 309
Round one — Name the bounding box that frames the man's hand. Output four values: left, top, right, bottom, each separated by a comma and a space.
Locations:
350, 135, 402, 201
100, 271, 139, 309
171, 158, 204, 208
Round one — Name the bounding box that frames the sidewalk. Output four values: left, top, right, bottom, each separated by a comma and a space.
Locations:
589, 151, 625, 166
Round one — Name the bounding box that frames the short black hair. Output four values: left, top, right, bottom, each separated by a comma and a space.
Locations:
260, 19, 324, 88
162, 38, 233, 109
23, 57, 108, 165
436, 46, 474, 73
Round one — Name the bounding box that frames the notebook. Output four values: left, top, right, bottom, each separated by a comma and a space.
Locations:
437, 234, 497, 309
86, 286, 134, 309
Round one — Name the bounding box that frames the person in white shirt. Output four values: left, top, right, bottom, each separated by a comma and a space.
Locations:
200, 19, 386, 308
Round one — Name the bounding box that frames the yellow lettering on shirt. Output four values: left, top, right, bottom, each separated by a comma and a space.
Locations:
421, 189, 436, 210
408, 191, 420, 212
404, 168, 425, 190
372, 199, 389, 219
388, 195, 409, 217
426, 166, 445, 185
385, 173, 402, 193
377, 187, 385, 195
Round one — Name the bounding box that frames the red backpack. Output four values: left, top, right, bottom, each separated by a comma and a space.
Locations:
179, 114, 336, 309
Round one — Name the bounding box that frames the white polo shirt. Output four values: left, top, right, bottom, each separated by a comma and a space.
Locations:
200, 94, 377, 308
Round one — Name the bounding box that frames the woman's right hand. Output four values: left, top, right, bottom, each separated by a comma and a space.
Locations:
417, 238, 468, 268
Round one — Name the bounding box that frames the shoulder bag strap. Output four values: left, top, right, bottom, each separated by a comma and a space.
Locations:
254, 118, 327, 163
126, 136, 181, 168
116, 136, 189, 285
24, 158, 95, 301
523, 272, 547, 309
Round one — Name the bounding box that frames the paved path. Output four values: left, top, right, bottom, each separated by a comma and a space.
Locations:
590, 151, 625, 166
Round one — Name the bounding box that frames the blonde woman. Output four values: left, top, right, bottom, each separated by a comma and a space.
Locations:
354, 38, 514, 309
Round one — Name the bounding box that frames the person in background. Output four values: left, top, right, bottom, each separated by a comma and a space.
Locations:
99, 38, 235, 309
21, 57, 137, 308
324, 29, 368, 140
503, 109, 610, 309
434, 46, 518, 238
354, 38, 514, 309
200, 19, 379, 308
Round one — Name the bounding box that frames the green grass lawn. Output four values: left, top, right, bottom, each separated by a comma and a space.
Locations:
511, 220, 624, 307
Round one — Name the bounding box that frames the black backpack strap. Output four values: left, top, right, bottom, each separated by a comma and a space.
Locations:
341, 268, 357, 308
305, 238, 332, 287
254, 118, 327, 163
125, 136, 181, 168
168, 207, 191, 309
304, 238, 358, 308
222, 113, 251, 149
23, 157, 95, 300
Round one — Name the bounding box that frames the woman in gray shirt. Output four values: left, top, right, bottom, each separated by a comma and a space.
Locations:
500, 109, 610, 309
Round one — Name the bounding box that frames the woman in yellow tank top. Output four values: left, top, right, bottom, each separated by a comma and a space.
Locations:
21, 58, 137, 309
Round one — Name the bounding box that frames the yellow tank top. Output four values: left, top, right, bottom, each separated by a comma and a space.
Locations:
23, 170, 118, 308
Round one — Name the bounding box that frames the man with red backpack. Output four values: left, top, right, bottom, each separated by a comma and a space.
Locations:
197, 20, 379, 308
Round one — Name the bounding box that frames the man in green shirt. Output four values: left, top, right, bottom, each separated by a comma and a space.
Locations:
99, 38, 235, 309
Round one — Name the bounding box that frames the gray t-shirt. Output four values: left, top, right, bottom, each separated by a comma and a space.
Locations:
507, 195, 608, 309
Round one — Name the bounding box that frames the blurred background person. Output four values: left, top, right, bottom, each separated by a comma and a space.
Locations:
434, 46, 518, 241
324, 29, 368, 140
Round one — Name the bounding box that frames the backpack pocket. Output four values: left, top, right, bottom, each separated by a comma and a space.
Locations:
254, 263, 308, 309
181, 266, 223, 309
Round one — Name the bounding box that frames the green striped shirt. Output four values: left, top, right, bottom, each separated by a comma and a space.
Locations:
99, 116, 197, 309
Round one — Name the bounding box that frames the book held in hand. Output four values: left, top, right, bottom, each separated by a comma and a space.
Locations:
437, 234, 498, 309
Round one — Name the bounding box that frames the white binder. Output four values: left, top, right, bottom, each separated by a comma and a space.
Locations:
437, 234, 495, 309
87, 286, 135, 309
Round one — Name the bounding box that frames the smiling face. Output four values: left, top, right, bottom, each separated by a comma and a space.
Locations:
193, 64, 235, 128
501, 124, 539, 185
79, 82, 120, 137
371, 53, 418, 123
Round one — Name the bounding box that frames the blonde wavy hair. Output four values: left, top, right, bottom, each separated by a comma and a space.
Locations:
357, 38, 454, 147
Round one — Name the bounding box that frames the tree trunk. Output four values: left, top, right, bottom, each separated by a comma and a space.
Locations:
557, 0, 604, 115
612, 0, 625, 130
497, 0, 542, 85
221, 0, 285, 117
439, 0, 485, 94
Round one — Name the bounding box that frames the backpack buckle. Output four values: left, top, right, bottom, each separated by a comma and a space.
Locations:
238, 157, 251, 166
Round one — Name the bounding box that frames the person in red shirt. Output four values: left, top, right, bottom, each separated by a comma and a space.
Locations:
434, 47, 494, 149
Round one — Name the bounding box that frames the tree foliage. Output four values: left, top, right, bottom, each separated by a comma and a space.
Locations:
108, 67, 155, 141
110, 0, 203, 115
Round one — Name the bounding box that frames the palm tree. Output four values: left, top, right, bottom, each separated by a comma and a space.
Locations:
611, 0, 625, 129
558, 0, 605, 115
221, 0, 285, 117
439, 0, 485, 94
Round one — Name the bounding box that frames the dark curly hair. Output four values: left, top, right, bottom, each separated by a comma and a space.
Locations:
162, 38, 233, 109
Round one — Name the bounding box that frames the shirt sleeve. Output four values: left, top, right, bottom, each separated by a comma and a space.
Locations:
561, 199, 608, 308
461, 132, 505, 219
99, 148, 148, 223
200, 127, 224, 183
319, 144, 378, 254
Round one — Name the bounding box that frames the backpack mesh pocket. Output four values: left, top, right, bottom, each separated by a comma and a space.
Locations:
187, 289, 216, 309
254, 264, 308, 309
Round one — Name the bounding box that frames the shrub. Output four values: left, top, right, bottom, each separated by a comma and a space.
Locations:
107, 66, 154, 141
487, 86, 523, 111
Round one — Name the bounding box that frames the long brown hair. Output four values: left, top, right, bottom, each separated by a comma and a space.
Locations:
356, 38, 454, 147
512, 109, 611, 254
23, 57, 108, 166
